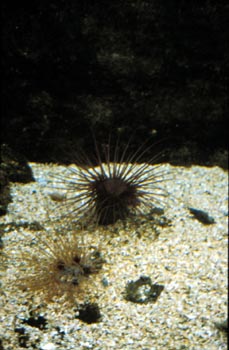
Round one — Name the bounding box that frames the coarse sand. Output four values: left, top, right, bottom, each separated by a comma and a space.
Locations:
0, 162, 228, 350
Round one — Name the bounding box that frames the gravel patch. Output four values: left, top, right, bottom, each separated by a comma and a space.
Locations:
0, 163, 228, 350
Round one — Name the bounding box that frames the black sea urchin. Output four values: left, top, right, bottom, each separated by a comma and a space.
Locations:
51, 138, 168, 225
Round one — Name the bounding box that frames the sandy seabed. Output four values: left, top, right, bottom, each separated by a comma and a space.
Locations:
0, 162, 228, 350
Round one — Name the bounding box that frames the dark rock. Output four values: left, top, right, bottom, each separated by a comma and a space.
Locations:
0, 168, 12, 216
77, 302, 102, 324
14, 327, 29, 348
214, 318, 228, 333
188, 207, 215, 225
0, 144, 35, 215
1, 144, 34, 183
22, 314, 48, 330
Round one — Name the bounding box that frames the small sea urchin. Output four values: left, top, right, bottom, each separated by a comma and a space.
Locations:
51, 137, 168, 225
14, 231, 104, 303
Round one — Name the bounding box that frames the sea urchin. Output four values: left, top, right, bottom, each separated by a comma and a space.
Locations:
51, 138, 167, 225
14, 231, 104, 303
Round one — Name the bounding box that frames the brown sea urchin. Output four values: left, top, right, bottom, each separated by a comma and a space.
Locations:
14, 231, 104, 303
51, 138, 168, 225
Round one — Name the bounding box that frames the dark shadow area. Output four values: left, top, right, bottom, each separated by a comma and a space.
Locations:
1, 1, 228, 168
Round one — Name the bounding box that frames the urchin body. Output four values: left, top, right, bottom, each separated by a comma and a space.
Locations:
90, 170, 140, 224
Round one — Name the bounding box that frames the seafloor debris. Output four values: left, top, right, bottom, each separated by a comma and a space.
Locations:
214, 318, 228, 333
188, 207, 215, 225
76, 302, 102, 324
0, 144, 34, 183
124, 276, 164, 304
14, 327, 30, 348
22, 313, 48, 330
